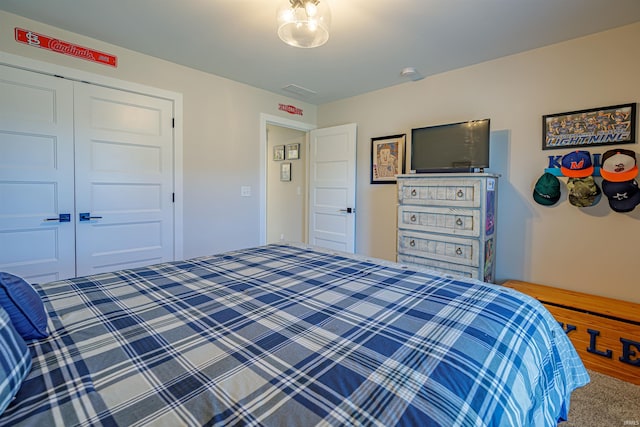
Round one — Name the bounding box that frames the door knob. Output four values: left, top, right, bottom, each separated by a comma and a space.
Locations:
44, 214, 71, 222
79, 212, 103, 221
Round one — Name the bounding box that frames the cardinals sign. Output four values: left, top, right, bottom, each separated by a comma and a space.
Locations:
15, 28, 117, 67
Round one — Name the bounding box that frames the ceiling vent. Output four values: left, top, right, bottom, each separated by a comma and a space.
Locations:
400, 67, 424, 81
282, 84, 317, 99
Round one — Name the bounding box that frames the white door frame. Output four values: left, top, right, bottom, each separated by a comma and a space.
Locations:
0, 51, 184, 260
259, 113, 315, 245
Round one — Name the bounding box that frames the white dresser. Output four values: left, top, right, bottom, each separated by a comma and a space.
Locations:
396, 173, 498, 282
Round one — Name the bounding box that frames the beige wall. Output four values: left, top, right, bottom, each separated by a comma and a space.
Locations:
318, 22, 640, 303
0, 11, 317, 260
2, 11, 639, 303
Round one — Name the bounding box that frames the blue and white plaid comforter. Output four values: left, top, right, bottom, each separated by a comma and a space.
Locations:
2, 244, 588, 426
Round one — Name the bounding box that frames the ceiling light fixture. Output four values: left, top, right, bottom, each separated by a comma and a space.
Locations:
277, 0, 331, 48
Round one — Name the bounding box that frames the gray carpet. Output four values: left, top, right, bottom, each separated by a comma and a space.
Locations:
560, 370, 640, 426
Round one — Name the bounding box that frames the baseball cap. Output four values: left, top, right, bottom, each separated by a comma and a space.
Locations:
567, 176, 601, 207
560, 151, 594, 177
532, 172, 561, 206
600, 149, 638, 182
601, 179, 640, 212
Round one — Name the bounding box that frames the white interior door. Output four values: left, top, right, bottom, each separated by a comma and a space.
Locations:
74, 83, 175, 276
0, 65, 76, 282
308, 123, 357, 253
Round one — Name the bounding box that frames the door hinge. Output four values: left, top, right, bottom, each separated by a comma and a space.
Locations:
172, 193, 175, 203
172, 118, 175, 128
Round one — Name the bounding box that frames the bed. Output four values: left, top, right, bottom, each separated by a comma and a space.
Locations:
1, 243, 588, 426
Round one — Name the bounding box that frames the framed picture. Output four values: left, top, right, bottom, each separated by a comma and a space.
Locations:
273, 145, 285, 161
286, 143, 300, 160
371, 134, 405, 184
542, 103, 636, 150
280, 162, 291, 181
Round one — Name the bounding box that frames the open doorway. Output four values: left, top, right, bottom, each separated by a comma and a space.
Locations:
259, 114, 315, 245
259, 115, 357, 252
266, 124, 307, 244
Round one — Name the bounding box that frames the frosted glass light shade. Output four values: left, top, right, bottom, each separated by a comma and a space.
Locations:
277, 0, 331, 48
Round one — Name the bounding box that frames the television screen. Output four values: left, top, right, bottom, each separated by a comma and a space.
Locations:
410, 119, 490, 173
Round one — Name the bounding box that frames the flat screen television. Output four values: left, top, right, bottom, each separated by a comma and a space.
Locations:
410, 119, 490, 173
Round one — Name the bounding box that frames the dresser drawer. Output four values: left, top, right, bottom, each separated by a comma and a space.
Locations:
397, 254, 477, 279
398, 205, 480, 237
398, 230, 479, 267
398, 178, 481, 207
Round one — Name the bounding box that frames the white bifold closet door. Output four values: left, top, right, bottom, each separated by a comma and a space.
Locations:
0, 64, 175, 282
73, 83, 174, 277
0, 65, 76, 283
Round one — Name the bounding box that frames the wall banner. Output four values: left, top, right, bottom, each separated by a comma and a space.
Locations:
15, 28, 117, 67
278, 104, 303, 116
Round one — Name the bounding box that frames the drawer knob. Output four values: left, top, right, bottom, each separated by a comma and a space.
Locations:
457, 189, 464, 198
456, 247, 463, 255
409, 239, 416, 247
411, 189, 417, 197
410, 214, 417, 222
456, 218, 463, 226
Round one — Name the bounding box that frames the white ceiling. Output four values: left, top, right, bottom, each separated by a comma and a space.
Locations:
3, 0, 640, 105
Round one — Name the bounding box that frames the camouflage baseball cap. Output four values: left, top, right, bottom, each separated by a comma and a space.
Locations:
567, 176, 601, 207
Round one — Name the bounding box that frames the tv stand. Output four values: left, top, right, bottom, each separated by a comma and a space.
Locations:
396, 173, 498, 282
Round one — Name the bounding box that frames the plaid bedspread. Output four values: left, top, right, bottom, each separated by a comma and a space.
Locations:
2, 244, 588, 426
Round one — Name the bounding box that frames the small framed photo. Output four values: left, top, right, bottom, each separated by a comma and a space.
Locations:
280, 162, 291, 181
542, 103, 636, 150
273, 145, 285, 161
287, 143, 300, 160
371, 134, 406, 184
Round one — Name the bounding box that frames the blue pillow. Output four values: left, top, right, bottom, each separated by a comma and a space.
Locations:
0, 273, 48, 340
0, 306, 32, 415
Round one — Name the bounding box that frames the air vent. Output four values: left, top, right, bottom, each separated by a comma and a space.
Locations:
281, 84, 317, 99
400, 67, 424, 81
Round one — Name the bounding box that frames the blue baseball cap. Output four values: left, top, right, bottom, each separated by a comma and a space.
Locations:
601, 179, 640, 212
561, 150, 594, 178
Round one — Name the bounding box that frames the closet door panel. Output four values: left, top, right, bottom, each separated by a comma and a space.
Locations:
74, 83, 174, 276
0, 65, 76, 282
